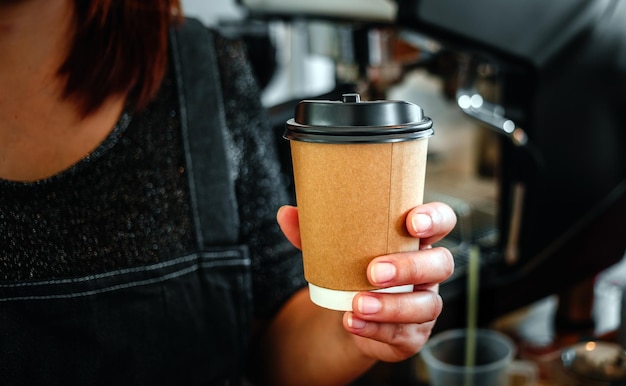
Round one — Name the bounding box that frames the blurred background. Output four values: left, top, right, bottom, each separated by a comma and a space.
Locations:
183, 1, 626, 384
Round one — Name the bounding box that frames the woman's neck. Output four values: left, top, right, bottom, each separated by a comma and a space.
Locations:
0, 0, 74, 111
0, 0, 126, 182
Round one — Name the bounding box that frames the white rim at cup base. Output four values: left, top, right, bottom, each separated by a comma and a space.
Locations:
308, 283, 414, 311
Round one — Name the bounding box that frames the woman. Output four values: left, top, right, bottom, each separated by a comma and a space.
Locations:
0, 1, 456, 385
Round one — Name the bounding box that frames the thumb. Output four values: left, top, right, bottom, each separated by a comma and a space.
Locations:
276, 205, 302, 250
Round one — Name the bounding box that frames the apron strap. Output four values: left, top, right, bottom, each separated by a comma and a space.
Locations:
170, 18, 240, 248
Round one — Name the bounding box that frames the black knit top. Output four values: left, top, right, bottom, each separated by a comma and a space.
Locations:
0, 31, 305, 319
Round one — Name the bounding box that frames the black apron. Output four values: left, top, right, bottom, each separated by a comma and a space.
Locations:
0, 19, 252, 386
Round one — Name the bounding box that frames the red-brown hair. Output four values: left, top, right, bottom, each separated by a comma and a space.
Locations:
59, 0, 183, 116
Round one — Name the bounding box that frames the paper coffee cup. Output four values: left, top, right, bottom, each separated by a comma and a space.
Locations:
284, 93, 433, 311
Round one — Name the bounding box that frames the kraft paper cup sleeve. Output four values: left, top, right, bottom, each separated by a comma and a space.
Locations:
291, 139, 429, 311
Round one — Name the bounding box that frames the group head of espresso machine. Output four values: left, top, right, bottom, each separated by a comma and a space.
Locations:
232, 0, 626, 328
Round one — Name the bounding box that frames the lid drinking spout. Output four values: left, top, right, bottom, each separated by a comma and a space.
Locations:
342, 93, 361, 103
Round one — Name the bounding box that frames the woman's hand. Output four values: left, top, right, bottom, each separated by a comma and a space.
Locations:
276, 202, 456, 363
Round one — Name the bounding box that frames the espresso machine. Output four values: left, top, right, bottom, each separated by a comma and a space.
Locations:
223, 0, 626, 383
394, 0, 626, 325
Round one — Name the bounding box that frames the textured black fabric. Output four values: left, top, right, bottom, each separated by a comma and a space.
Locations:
172, 18, 241, 248
0, 249, 253, 386
0, 22, 305, 320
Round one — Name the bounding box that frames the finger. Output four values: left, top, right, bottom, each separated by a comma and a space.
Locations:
367, 247, 454, 288
276, 205, 302, 249
406, 202, 457, 247
345, 315, 437, 344
350, 289, 443, 324
344, 316, 436, 361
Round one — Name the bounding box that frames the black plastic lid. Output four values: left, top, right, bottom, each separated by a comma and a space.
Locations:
284, 93, 434, 143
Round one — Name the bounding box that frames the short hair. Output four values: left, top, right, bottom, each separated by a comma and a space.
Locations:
60, 0, 183, 117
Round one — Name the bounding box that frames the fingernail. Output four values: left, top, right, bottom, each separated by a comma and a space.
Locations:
358, 296, 382, 315
411, 213, 432, 234
371, 262, 396, 284
347, 314, 367, 329
276, 205, 286, 220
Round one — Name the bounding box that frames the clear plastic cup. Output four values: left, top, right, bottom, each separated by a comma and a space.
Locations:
421, 328, 537, 386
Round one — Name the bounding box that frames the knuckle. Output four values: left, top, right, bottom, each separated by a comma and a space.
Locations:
385, 296, 406, 320
428, 293, 444, 321
406, 254, 426, 283
437, 247, 455, 278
